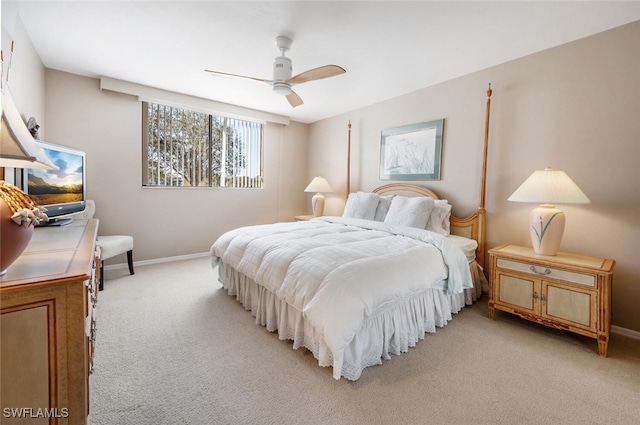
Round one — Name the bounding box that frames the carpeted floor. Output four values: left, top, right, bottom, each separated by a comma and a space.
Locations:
90, 257, 640, 425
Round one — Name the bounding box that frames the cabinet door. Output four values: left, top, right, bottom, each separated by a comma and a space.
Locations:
542, 282, 597, 332
0, 305, 52, 425
495, 271, 538, 313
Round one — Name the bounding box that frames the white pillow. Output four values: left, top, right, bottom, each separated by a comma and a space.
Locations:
384, 196, 434, 228
343, 192, 380, 220
374, 195, 394, 221
426, 199, 452, 235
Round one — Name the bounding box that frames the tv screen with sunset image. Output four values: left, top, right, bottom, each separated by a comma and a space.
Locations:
24, 141, 86, 222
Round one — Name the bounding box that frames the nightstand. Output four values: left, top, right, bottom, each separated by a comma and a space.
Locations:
488, 244, 615, 356
294, 215, 315, 221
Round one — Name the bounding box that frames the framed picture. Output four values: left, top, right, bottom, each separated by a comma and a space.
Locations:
379, 119, 444, 180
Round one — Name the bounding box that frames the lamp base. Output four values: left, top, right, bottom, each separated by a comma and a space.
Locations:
311, 192, 325, 217
529, 204, 565, 256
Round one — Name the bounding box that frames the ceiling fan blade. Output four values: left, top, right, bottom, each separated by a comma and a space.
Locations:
286, 91, 304, 108
205, 69, 270, 84
287, 65, 346, 85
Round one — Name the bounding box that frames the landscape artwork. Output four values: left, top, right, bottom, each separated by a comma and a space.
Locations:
379, 119, 443, 180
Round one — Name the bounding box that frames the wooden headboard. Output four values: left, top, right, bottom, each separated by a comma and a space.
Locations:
348, 84, 492, 268
372, 183, 486, 267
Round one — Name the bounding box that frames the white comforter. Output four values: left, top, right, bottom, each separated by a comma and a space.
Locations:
210, 217, 473, 361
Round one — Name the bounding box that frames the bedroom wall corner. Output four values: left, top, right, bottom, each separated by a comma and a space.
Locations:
272, 120, 310, 221
305, 117, 352, 216
1, 13, 46, 139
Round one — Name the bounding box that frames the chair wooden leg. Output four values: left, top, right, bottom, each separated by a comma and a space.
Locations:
127, 250, 134, 275
99, 261, 104, 291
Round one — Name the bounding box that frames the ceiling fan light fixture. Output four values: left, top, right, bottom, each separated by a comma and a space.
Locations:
272, 82, 292, 96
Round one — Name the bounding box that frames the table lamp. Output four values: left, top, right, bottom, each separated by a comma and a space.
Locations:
508, 167, 590, 256
304, 176, 333, 217
1, 89, 56, 274
1, 91, 56, 169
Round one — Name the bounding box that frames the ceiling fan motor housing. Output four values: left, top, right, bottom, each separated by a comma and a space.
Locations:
273, 56, 292, 81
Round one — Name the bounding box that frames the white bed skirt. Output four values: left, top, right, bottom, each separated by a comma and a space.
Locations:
217, 261, 486, 380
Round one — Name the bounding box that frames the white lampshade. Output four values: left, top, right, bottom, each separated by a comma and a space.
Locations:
508, 167, 590, 256
508, 168, 590, 205
1, 90, 57, 170
304, 176, 334, 194
304, 176, 333, 217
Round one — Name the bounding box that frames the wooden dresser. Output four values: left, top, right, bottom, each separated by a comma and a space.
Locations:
1, 219, 99, 425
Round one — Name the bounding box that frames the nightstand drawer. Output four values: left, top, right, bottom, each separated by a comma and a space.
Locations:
496, 258, 596, 287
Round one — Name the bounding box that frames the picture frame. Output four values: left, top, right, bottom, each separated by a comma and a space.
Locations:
379, 119, 444, 181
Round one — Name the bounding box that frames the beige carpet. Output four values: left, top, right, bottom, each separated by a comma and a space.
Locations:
91, 257, 640, 425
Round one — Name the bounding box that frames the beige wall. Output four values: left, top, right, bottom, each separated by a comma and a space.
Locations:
1, 20, 46, 139
308, 21, 640, 332
43, 70, 309, 261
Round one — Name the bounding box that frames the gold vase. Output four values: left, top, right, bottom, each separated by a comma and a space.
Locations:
0, 197, 34, 275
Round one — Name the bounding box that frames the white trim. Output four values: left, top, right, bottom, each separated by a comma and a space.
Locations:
103, 251, 210, 271
99, 76, 290, 125
103, 253, 640, 341
611, 325, 640, 341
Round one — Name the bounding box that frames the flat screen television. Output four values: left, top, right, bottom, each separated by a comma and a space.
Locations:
23, 140, 86, 226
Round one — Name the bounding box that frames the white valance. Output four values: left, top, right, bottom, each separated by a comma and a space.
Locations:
99, 77, 290, 126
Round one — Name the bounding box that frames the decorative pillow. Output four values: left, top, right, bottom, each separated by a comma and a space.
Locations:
373, 195, 394, 221
342, 192, 380, 220
426, 199, 452, 235
384, 196, 434, 228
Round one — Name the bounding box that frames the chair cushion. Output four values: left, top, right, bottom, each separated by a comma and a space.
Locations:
98, 235, 134, 261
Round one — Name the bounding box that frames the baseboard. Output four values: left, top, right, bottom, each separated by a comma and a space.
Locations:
103, 253, 640, 340
611, 325, 640, 340
103, 251, 211, 271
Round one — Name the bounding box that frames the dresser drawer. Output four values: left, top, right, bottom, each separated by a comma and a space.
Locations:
496, 258, 596, 287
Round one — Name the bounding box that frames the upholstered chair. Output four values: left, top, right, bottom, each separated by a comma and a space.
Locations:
71, 200, 134, 290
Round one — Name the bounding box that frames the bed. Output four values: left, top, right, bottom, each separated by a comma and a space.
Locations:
211, 86, 493, 380
210, 184, 488, 380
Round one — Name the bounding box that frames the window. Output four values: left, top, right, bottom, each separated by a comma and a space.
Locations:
142, 102, 263, 188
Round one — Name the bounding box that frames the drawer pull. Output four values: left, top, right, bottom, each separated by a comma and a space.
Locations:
530, 266, 551, 276
90, 322, 97, 344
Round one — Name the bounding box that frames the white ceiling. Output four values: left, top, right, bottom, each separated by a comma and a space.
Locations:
3, 1, 640, 124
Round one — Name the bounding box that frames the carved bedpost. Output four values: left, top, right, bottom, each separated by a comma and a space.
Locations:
346, 120, 352, 199
480, 83, 492, 211
477, 83, 492, 269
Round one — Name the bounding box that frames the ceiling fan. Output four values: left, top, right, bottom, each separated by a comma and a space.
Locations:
205, 36, 345, 108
